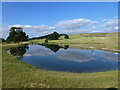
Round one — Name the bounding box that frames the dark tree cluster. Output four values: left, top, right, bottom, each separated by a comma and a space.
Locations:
39, 44, 69, 52
0, 38, 6, 43
8, 44, 29, 58
6, 27, 28, 43
45, 39, 48, 43
47, 32, 60, 40
29, 31, 69, 40
5, 27, 69, 43
64, 35, 69, 39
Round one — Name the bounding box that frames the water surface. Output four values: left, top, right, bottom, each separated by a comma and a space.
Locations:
8, 44, 119, 73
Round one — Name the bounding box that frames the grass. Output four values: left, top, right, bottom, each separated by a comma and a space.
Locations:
29, 32, 119, 53
2, 44, 118, 88
2, 32, 119, 88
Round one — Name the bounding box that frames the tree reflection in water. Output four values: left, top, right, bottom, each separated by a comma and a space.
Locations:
8, 44, 29, 58
8, 44, 69, 58
39, 44, 69, 52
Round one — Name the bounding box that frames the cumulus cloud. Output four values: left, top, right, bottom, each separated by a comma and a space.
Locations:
103, 19, 119, 31
104, 19, 118, 27
24, 25, 33, 28
2, 24, 55, 39
92, 26, 96, 29
55, 18, 97, 30
9, 24, 55, 31
57, 27, 100, 35
2, 18, 119, 39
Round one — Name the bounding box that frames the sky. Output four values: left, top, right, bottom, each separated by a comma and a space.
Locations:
2, 2, 118, 39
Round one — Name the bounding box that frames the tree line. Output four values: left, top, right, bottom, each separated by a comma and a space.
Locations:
29, 31, 69, 40
1, 27, 69, 43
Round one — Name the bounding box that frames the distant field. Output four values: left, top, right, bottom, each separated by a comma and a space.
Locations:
29, 32, 119, 52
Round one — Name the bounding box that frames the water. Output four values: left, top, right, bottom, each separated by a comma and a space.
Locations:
8, 44, 119, 73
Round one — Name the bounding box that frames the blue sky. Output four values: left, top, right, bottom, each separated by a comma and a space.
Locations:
2, 2, 118, 38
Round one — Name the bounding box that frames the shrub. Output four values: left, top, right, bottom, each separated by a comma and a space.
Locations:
64, 35, 69, 39
45, 39, 48, 43
0, 38, 6, 43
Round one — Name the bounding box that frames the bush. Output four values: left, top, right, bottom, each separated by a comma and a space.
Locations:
0, 38, 6, 43
45, 39, 48, 43
47, 32, 60, 40
64, 35, 69, 39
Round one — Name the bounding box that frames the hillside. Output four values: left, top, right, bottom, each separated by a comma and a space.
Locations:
29, 32, 119, 52
29, 32, 68, 40
69, 32, 119, 38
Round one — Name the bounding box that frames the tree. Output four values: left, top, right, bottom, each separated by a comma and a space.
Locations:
63, 45, 69, 49
64, 35, 69, 39
45, 39, 48, 43
47, 32, 60, 40
39, 44, 69, 52
9, 44, 29, 58
29, 31, 69, 40
6, 27, 29, 43
0, 38, 6, 43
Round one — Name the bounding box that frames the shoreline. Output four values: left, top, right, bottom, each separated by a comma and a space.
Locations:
2, 43, 118, 88
2, 42, 120, 53
70, 44, 120, 53
3, 44, 119, 74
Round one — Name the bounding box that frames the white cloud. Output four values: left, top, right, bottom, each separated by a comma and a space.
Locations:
2, 18, 119, 39
92, 26, 96, 29
24, 25, 33, 28
9, 24, 55, 31
33, 25, 55, 31
9, 24, 23, 27
104, 19, 118, 27
2, 24, 56, 39
103, 19, 119, 31
58, 28, 100, 35
114, 26, 118, 30
55, 18, 97, 29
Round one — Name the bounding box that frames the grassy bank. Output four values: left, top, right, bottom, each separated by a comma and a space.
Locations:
29, 32, 119, 53
2, 44, 118, 88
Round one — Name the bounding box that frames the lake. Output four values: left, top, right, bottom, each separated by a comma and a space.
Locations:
7, 44, 119, 73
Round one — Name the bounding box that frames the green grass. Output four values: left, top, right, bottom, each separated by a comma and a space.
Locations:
29, 32, 119, 53
2, 44, 118, 88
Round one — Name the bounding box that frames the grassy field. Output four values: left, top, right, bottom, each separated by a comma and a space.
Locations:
2, 32, 119, 88
29, 32, 119, 53
2, 45, 118, 88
